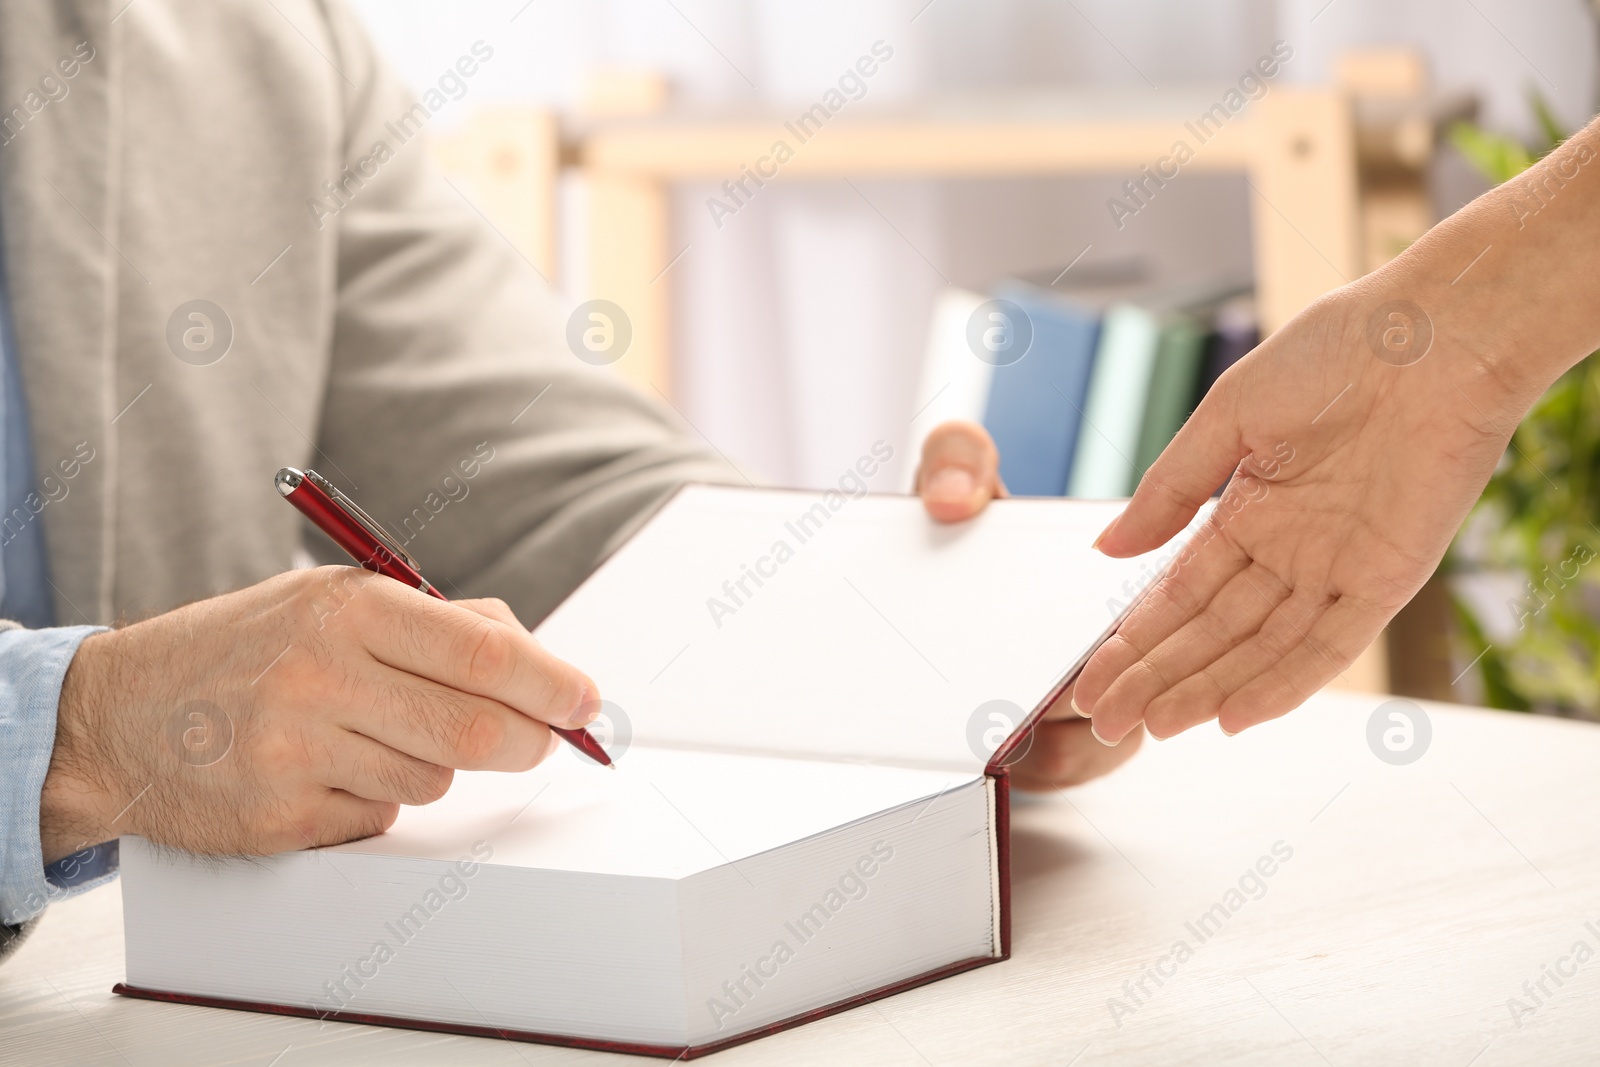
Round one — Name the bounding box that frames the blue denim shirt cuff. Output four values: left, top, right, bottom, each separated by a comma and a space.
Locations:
0, 625, 109, 925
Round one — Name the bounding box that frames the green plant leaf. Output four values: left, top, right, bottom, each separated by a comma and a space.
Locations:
1443, 100, 1600, 713
1447, 121, 1535, 183
1529, 89, 1567, 154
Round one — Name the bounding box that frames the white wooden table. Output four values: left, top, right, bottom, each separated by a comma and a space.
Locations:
6, 689, 1599, 1065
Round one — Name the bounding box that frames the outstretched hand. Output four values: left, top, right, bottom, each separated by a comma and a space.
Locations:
1073, 283, 1519, 743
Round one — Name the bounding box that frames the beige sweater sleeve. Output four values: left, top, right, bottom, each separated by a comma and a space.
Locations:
307, 3, 745, 624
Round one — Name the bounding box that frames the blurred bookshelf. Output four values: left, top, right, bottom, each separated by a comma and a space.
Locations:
431, 50, 1476, 698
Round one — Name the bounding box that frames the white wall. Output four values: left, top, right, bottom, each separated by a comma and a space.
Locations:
351, 0, 1598, 489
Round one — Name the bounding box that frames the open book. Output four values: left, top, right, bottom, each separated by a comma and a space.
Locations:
116, 485, 1197, 1057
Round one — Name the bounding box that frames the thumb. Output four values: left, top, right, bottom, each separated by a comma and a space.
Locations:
1094, 386, 1244, 557
917, 420, 1004, 523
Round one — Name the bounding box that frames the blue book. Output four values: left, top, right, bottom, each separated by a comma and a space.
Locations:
980, 284, 1103, 496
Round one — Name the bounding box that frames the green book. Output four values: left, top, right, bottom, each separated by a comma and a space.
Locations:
1133, 314, 1208, 483
1065, 276, 1248, 499
1065, 303, 1161, 499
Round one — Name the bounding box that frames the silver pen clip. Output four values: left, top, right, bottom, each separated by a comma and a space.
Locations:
303, 469, 422, 572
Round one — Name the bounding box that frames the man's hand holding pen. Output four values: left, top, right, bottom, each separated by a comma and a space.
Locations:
41, 568, 597, 863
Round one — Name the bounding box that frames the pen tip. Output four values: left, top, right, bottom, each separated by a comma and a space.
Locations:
606, 763, 617, 771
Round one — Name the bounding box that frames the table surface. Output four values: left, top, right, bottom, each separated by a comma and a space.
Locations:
6, 689, 1600, 1066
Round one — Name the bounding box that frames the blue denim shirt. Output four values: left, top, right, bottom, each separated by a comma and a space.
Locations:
0, 213, 112, 927
0, 626, 112, 926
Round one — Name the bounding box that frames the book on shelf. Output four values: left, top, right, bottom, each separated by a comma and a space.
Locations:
980, 261, 1154, 497
1197, 293, 1259, 399
978, 281, 1103, 496
1132, 309, 1207, 484
116, 483, 1202, 1059
1066, 301, 1163, 499
903, 288, 994, 490
1067, 277, 1251, 498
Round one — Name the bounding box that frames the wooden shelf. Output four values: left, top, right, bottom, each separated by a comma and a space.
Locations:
430, 51, 1459, 697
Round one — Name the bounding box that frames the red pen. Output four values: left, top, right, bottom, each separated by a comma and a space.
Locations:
274, 466, 614, 769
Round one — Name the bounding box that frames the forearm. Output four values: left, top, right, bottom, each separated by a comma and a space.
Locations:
0, 624, 114, 926
38, 631, 124, 864
1374, 114, 1600, 410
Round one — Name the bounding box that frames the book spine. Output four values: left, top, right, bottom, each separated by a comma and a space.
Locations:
981, 289, 1098, 496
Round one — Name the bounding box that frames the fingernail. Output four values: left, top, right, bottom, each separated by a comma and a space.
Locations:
1091, 518, 1116, 552
926, 467, 975, 503
1069, 693, 1092, 718
1090, 722, 1119, 747
1220, 723, 1239, 737
572, 688, 599, 726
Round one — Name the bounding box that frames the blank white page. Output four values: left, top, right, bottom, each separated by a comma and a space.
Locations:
534, 485, 1193, 772
328, 745, 974, 879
